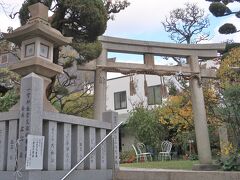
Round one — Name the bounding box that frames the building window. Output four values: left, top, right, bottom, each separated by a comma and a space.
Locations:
114, 91, 127, 110
147, 85, 162, 105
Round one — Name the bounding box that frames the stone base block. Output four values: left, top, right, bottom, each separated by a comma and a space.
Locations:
192, 164, 220, 171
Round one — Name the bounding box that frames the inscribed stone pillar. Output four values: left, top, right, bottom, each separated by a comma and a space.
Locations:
7, 120, 18, 170
84, 127, 96, 169
188, 56, 212, 165
94, 49, 107, 120
96, 128, 107, 169
17, 73, 44, 169
0, 121, 7, 170
72, 125, 85, 170
103, 111, 120, 169
57, 123, 72, 170
43, 121, 57, 170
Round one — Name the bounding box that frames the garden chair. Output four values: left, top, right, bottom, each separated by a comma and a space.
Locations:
132, 144, 152, 162
137, 143, 153, 161
158, 140, 172, 161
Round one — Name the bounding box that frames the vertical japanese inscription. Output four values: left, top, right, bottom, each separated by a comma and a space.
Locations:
49, 124, 56, 165
89, 128, 96, 169
64, 124, 71, 169
7, 120, 18, 170
18, 88, 32, 165
113, 114, 119, 168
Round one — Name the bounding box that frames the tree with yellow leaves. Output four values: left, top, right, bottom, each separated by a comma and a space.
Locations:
216, 47, 240, 148
157, 82, 221, 156
158, 92, 193, 134
218, 47, 240, 88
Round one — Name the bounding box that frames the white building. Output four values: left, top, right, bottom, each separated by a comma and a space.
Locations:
106, 74, 182, 151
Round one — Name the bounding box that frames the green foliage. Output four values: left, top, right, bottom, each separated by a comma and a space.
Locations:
54, 85, 69, 96
209, 2, 229, 17
73, 41, 102, 64
220, 42, 240, 55
217, 85, 240, 141
127, 106, 168, 149
3, 0, 129, 117
17, 0, 129, 63
207, 0, 240, 34
188, 154, 198, 161
0, 89, 19, 112
52, 91, 94, 118
168, 82, 178, 96
19, 0, 107, 64
217, 151, 240, 171
219, 23, 237, 34
120, 150, 135, 163
218, 47, 240, 88
209, 125, 221, 157
175, 131, 196, 156
0, 67, 20, 97
0, 67, 20, 112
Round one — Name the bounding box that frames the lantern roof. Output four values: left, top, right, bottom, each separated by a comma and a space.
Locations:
3, 2, 72, 46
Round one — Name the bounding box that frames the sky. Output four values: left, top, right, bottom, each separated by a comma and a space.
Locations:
1, 0, 240, 43
104, 0, 240, 43
0, 0, 240, 78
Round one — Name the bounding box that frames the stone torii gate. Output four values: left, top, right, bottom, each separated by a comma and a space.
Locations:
78, 36, 225, 169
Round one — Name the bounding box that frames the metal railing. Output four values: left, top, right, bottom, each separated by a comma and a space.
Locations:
60, 121, 123, 180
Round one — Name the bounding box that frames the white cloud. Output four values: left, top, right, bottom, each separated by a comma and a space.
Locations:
0, 15, 20, 32
0, 0, 22, 32
1, 0, 240, 43
105, 0, 240, 43
105, 0, 212, 39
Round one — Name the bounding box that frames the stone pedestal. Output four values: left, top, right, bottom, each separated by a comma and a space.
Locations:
17, 73, 44, 170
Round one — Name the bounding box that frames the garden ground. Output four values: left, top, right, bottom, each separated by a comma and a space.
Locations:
120, 160, 199, 170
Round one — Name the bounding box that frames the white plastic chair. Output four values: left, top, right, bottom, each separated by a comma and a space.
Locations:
158, 140, 172, 161
132, 143, 152, 162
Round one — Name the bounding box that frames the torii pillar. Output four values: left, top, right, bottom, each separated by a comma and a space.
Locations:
189, 56, 216, 169
94, 49, 107, 120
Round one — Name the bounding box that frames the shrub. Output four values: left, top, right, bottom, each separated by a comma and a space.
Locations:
120, 150, 136, 163
127, 105, 168, 150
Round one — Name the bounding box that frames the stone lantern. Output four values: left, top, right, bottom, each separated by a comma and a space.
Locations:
4, 2, 72, 112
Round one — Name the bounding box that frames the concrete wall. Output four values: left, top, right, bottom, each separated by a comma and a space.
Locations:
0, 170, 112, 180
116, 169, 240, 180
121, 129, 135, 152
